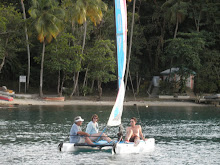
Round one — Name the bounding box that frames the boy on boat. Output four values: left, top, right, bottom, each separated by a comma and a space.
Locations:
69, 116, 94, 145
124, 117, 146, 145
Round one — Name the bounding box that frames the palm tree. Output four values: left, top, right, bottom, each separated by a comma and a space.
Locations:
20, 0, 31, 91
63, 0, 107, 96
162, 0, 188, 39
29, 0, 65, 97
162, 0, 188, 84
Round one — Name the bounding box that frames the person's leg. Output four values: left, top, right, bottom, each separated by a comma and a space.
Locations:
125, 128, 133, 141
88, 133, 100, 141
134, 136, 140, 145
101, 133, 112, 143
85, 137, 94, 145
89, 132, 112, 143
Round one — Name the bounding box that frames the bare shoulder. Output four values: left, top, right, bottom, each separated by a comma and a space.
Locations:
136, 125, 142, 129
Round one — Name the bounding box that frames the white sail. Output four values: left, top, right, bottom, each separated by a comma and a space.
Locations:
107, 0, 127, 127
107, 81, 125, 126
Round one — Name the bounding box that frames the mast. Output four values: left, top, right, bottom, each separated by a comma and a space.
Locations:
113, 0, 119, 90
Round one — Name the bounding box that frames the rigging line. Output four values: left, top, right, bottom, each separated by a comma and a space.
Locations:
128, 104, 142, 126
66, 134, 118, 139
135, 104, 142, 126
129, 70, 136, 101
95, 127, 107, 143
68, 135, 116, 138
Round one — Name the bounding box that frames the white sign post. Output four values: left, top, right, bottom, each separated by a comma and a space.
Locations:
19, 75, 26, 93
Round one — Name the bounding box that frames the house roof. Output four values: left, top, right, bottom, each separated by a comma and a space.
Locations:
160, 68, 196, 75
160, 68, 179, 75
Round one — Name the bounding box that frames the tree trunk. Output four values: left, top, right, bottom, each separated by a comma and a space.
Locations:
136, 72, 141, 94
129, 70, 136, 100
39, 41, 45, 97
192, 2, 201, 33
90, 79, 94, 93
82, 67, 89, 88
125, 0, 136, 89
0, 38, 8, 73
57, 70, 60, 94
195, 11, 201, 32
174, 16, 179, 39
60, 74, 65, 96
70, 21, 87, 96
168, 16, 179, 84
71, 21, 75, 36
71, 21, 76, 46
70, 71, 79, 97
21, 0, 31, 90
0, 56, 6, 73
82, 21, 87, 52
97, 80, 102, 99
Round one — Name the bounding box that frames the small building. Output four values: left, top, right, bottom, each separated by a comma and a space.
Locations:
160, 68, 195, 89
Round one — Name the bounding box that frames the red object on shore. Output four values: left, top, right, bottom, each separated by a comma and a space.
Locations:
0, 95, 13, 101
42, 97, 65, 101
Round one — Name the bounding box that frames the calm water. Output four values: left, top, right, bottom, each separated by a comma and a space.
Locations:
0, 105, 219, 164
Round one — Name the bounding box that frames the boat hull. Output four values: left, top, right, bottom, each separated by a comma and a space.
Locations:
204, 94, 220, 99
59, 140, 112, 152
59, 138, 155, 154
113, 138, 155, 154
0, 94, 13, 101
43, 97, 65, 101
0, 91, 15, 97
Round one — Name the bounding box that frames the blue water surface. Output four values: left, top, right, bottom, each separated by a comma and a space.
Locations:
0, 105, 219, 164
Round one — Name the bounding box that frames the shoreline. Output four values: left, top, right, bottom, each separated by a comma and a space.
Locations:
0, 97, 210, 107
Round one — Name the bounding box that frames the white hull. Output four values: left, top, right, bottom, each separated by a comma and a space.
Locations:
0, 91, 15, 96
59, 138, 155, 154
113, 138, 155, 154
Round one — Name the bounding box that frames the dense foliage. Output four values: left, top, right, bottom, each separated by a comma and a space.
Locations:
0, 0, 219, 97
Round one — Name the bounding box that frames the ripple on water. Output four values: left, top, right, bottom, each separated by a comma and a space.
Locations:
0, 105, 219, 164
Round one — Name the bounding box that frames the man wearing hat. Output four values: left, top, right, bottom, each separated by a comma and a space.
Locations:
70, 116, 94, 145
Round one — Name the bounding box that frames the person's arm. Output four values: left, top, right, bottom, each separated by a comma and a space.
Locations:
96, 123, 99, 133
85, 122, 92, 134
139, 125, 145, 140
77, 131, 90, 137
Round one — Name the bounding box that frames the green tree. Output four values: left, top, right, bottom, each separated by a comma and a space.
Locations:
28, 0, 65, 97
195, 50, 220, 93
0, 4, 22, 74
63, 0, 107, 96
188, 0, 220, 32
162, 0, 189, 39
137, 0, 167, 75
194, 31, 220, 93
86, 40, 116, 98
164, 32, 204, 93
45, 33, 82, 96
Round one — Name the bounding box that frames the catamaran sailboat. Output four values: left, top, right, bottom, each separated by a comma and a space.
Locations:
58, 0, 155, 154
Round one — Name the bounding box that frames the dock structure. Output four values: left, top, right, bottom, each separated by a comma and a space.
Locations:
195, 98, 220, 106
